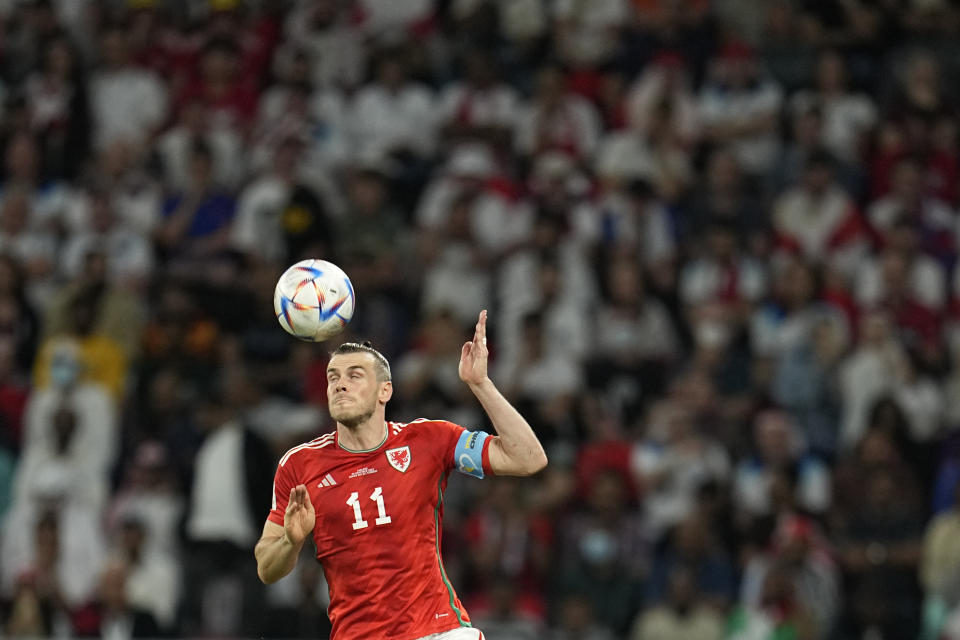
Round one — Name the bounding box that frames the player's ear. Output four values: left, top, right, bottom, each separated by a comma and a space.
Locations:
379, 380, 393, 403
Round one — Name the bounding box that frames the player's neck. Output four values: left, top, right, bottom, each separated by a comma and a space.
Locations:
336, 418, 388, 452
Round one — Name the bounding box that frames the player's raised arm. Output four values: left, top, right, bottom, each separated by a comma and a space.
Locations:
459, 309, 549, 476
254, 484, 316, 584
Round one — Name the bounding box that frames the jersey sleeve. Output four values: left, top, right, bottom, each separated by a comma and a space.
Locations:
425, 419, 494, 479
267, 454, 299, 526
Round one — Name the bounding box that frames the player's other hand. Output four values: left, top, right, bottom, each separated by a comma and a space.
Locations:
459, 309, 489, 386
284, 484, 316, 546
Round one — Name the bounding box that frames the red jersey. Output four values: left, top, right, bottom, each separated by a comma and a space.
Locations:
268, 419, 494, 640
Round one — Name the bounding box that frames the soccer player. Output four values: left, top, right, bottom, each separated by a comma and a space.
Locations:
255, 309, 548, 640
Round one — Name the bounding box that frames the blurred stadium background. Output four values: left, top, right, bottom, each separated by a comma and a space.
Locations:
3, 0, 960, 638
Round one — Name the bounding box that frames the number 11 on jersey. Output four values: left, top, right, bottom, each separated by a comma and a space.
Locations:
346, 486, 392, 531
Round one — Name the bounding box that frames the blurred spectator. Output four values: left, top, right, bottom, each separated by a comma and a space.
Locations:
551, 0, 628, 70
252, 50, 349, 177
698, 42, 783, 177
922, 480, 960, 636
838, 311, 910, 448
867, 155, 957, 269
872, 51, 958, 204
231, 137, 337, 269
495, 311, 583, 445
395, 311, 480, 427
791, 50, 877, 164
349, 47, 437, 161
87, 140, 164, 237
81, 558, 162, 639
547, 593, 616, 640
1, 493, 106, 621
586, 253, 679, 413
555, 469, 646, 635
437, 49, 519, 149
631, 401, 730, 540
181, 374, 273, 636
89, 24, 167, 152
680, 219, 767, 331
0, 186, 57, 304
733, 411, 831, 523
24, 34, 91, 180
740, 515, 840, 639
645, 511, 736, 610
684, 148, 766, 256
467, 576, 545, 640
283, 0, 365, 90
156, 97, 245, 195
0, 254, 41, 376
108, 516, 179, 634
515, 65, 601, 161
107, 440, 184, 560
60, 189, 154, 291
750, 257, 824, 359
726, 560, 818, 640
772, 149, 869, 278
857, 215, 946, 313
772, 309, 847, 458
35, 254, 139, 394
175, 36, 259, 138
837, 466, 924, 637
0, 130, 70, 230
156, 139, 236, 280
630, 565, 724, 640
417, 143, 520, 255
460, 476, 552, 597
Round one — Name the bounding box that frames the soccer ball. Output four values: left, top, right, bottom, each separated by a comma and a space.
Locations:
274, 259, 355, 342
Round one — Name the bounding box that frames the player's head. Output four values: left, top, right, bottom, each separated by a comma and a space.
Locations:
326, 342, 392, 428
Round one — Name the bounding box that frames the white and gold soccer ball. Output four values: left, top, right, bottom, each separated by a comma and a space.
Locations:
274, 259, 355, 342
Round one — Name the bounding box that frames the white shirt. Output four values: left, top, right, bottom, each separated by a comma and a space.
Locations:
792, 90, 877, 162
0, 501, 107, 606
283, 11, 365, 89
553, 0, 629, 66
593, 301, 679, 362
680, 256, 767, 306
416, 179, 527, 252
186, 421, 257, 547
856, 253, 946, 310
90, 67, 167, 150
437, 82, 520, 130
155, 125, 244, 194
515, 95, 601, 159
230, 175, 291, 263
349, 83, 436, 158
23, 383, 118, 496
421, 245, 493, 326
698, 79, 783, 174
126, 551, 181, 628
60, 228, 153, 285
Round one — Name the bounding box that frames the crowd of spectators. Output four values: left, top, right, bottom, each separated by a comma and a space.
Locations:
3, 0, 960, 638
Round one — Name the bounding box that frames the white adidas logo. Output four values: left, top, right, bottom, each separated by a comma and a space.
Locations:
318, 473, 338, 487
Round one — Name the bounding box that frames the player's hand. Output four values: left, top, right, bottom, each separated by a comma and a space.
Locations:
459, 310, 489, 386
284, 484, 316, 547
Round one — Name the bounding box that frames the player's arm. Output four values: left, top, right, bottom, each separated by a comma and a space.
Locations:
459, 310, 548, 476
254, 484, 315, 584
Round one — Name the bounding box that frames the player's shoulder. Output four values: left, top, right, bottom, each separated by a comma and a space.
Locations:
277, 432, 337, 468
388, 418, 461, 437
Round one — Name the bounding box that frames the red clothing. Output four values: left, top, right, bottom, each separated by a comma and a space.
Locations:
269, 419, 493, 640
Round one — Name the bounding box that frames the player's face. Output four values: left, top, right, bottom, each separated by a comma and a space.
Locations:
326, 353, 390, 428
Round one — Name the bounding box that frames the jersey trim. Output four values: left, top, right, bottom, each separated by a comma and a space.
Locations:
279, 433, 335, 466
336, 423, 388, 453
434, 475, 470, 628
